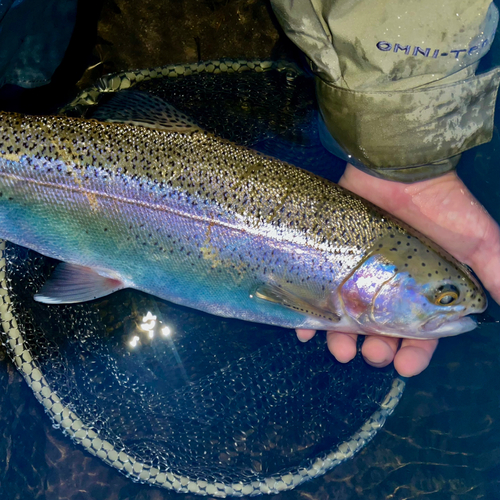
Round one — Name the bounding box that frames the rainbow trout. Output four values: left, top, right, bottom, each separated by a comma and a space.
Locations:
0, 104, 487, 339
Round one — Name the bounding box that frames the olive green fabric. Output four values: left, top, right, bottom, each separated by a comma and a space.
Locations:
271, 0, 500, 181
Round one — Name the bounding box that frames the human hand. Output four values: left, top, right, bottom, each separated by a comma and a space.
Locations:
297, 163, 500, 377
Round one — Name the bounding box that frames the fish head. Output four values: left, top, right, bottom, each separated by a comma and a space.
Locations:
337, 233, 487, 339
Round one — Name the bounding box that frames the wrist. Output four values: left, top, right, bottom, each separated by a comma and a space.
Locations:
339, 162, 420, 214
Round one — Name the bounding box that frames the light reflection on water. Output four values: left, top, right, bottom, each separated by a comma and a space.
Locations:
129, 309, 189, 384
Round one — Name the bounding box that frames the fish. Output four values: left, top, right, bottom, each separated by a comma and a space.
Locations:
0, 94, 488, 339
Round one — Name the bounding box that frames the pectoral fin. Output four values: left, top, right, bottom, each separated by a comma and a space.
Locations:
34, 263, 125, 304
254, 283, 340, 324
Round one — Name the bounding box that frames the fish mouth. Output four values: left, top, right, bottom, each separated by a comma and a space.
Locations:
420, 316, 478, 338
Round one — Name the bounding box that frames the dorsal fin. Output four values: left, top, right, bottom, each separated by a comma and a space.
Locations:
92, 90, 200, 132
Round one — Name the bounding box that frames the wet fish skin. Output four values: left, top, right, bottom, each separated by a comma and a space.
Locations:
0, 111, 487, 338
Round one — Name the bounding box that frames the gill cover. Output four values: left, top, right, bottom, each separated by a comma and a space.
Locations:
340, 254, 398, 327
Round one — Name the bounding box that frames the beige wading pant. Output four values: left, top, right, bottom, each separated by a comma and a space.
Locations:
271, 0, 500, 181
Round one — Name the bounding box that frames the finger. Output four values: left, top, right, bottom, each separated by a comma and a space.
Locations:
326, 331, 358, 363
361, 335, 400, 368
295, 328, 316, 342
393, 338, 439, 377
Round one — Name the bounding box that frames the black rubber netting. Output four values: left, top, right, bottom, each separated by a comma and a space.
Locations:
4, 241, 397, 484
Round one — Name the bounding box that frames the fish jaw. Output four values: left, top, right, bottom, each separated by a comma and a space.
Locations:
326, 306, 479, 340
420, 316, 478, 338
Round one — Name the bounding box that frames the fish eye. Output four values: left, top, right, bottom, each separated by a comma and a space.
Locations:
434, 284, 460, 306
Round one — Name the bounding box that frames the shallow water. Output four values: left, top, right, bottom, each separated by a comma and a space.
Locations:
1, 52, 500, 500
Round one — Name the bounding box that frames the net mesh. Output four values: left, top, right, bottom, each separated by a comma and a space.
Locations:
0, 60, 404, 496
